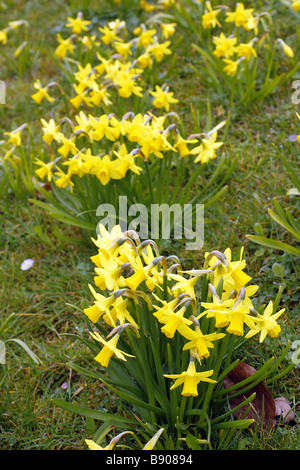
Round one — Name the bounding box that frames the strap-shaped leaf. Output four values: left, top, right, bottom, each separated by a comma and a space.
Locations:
268, 208, 300, 241
246, 235, 300, 257
51, 398, 136, 425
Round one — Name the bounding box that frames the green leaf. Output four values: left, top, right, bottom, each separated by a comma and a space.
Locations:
98, 376, 165, 418
212, 419, 254, 430
268, 208, 300, 241
6, 338, 40, 364
246, 235, 300, 257
272, 262, 285, 279
51, 398, 136, 425
211, 392, 256, 425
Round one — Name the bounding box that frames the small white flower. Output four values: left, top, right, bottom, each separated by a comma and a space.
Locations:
20, 259, 34, 271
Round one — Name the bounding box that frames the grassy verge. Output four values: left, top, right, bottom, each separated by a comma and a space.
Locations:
0, 0, 299, 450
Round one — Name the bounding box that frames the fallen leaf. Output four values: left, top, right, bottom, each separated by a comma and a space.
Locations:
274, 397, 296, 425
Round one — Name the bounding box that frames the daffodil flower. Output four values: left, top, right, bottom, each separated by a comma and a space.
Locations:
164, 359, 216, 397
150, 85, 178, 111
213, 33, 237, 59
245, 301, 285, 343
202, 2, 221, 29
66, 12, 90, 34
91, 331, 134, 367
85, 431, 133, 450
190, 131, 223, 164
225, 3, 254, 29
31, 80, 55, 105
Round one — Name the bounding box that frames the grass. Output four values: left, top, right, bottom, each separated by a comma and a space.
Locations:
0, 0, 299, 450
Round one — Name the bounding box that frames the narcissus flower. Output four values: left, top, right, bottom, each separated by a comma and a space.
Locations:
202, 1, 221, 29
226, 301, 256, 336
213, 33, 237, 59
277, 39, 294, 58
223, 58, 240, 77
85, 431, 133, 450
55, 33, 75, 59
160, 23, 176, 38
182, 327, 225, 359
150, 85, 178, 111
4, 126, 25, 146
40, 118, 62, 145
35, 159, 56, 181
245, 301, 285, 343
148, 40, 172, 62
292, 0, 300, 11
190, 131, 223, 164
66, 12, 90, 34
153, 304, 193, 339
0, 29, 8, 44
225, 3, 254, 29
91, 330, 134, 367
164, 359, 216, 397
31, 80, 55, 105
236, 42, 257, 61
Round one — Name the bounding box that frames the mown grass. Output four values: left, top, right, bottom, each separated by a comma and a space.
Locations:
0, 0, 299, 450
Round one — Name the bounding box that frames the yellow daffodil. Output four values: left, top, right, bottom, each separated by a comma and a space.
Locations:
164, 359, 216, 397
85, 431, 133, 450
205, 247, 252, 292
202, 1, 221, 29
57, 135, 78, 158
277, 39, 294, 58
55, 33, 75, 59
40, 118, 62, 145
160, 23, 176, 39
292, 0, 300, 11
137, 28, 156, 48
31, 80, 55, 105
35, 159, 55, 181
153, 303, 193, 339
226, 302, 256, 336
225, 3, 254, 29
223, 58, 240, 77
91, 331, 134, 367
4, 125, 25, 146
174, 134, 198, 158
66, 12, 90, 34
0, 29, 8, 44
54, 167, 74, 190
148, 40, 172, 62
236, 42, 257, 61
182, 326, 225, 359
150, 85, 178, 111
190, 131, 223, 164
143, 428, 164, 450
245, 301, 285, 343
99, 25, 120, 45
213, 33, 237, 59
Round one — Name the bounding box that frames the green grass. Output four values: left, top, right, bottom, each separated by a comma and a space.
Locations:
0, 0, 299, 450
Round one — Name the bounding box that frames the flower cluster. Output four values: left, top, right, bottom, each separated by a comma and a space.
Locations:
201, 1, 294, 78
84, 225, 285, 398
29, 14, 223, 191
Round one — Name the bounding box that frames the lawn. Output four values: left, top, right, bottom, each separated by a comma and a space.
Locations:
0, 0, 299, 451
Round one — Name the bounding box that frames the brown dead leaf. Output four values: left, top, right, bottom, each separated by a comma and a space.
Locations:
224, 362, 295, 429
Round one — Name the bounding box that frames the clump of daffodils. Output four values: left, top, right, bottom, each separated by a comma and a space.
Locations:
33, 109, 223, 190
29, 16, 224, 191
193, 1, 295, 81
84, 224, 285, 399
